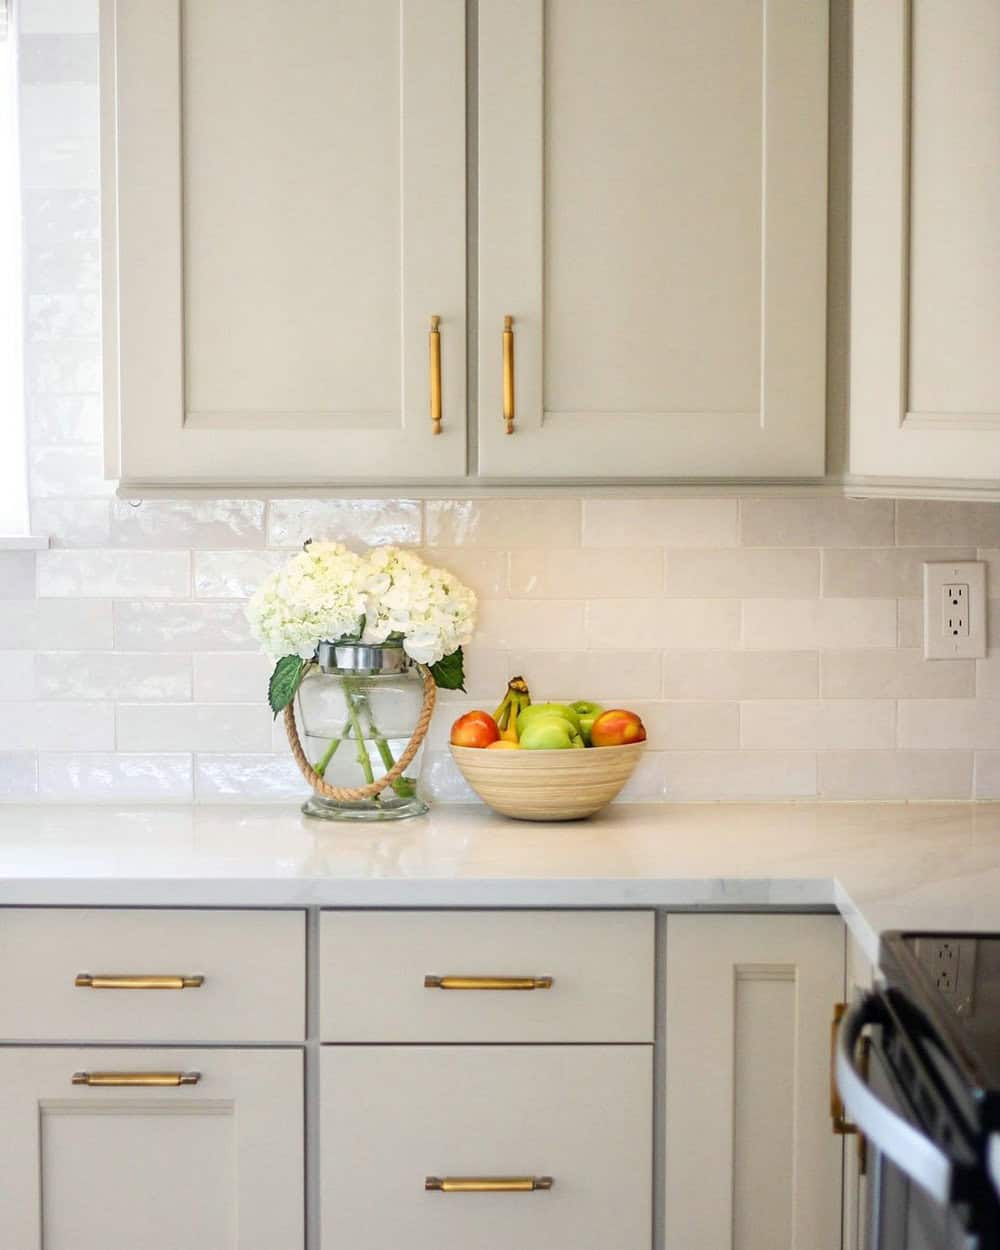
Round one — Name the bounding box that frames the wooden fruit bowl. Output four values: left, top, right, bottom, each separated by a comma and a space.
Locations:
450, 742, 644, 821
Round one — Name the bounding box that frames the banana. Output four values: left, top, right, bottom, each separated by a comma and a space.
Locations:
493, 675, 531, 744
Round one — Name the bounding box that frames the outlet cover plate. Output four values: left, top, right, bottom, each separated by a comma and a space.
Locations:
924, 561, 987, 660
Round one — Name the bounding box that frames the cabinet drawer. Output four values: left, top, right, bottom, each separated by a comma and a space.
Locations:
0, 909, 305, 1042
321, 1045, 651, 1250
319, 910, 654, 1042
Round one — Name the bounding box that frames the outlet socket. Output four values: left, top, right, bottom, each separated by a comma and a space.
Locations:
913, 936, 977, 1013
923, 561, 987, 660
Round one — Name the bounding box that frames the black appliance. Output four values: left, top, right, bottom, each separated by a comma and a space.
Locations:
838, 932, 1000, 1250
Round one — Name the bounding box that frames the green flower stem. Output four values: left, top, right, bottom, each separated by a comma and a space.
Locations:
313, 723, 350, 778
342, 678, 376, 787
359, 694, 417, 800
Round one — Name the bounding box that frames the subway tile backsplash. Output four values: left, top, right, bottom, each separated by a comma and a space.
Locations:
6, 494, 1000, 804
11, 14, 1000, 805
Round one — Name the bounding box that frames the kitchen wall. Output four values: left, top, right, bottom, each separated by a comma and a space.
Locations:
7, 0, 1000, 804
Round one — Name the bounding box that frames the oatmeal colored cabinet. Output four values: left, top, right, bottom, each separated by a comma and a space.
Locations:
477, 0, 829, 479
850, 0, 1000, 481
842, 934, 876, 1250
0, 1047, 304, 1250
101, 0, 467, 488
663, 914, 845, 1250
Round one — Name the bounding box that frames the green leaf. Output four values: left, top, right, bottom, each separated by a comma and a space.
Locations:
430, 647, 466, 692
268, 655, 307, 718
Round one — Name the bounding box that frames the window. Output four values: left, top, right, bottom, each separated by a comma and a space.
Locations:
0, 0, 30, 537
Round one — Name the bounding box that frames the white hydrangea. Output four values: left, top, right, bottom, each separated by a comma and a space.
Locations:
358, 546, 477, 666
246, 542, 477, 668
245, 541, 366, 659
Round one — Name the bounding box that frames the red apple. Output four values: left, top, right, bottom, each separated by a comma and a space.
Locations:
590, 708, 646, 747
450, 710, 500, 749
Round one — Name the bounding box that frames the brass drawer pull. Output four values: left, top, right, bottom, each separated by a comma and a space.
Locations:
502, 315, 515, 434
72, 1071, 201, 1088
831, 1002, 857, 1135
424, 975, 553, 991
429, 315, 443, 435
426, 1176, 553, 1193
75, 974, 205, 990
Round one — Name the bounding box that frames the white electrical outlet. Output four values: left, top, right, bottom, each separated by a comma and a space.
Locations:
924, 561, 987, 660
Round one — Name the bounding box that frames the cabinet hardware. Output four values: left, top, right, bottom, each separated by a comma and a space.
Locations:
423, 975, 553, 990
429, 315, 442, 435
71, 1071, 201, 1087
502, 315, 515, 434
425, 1176, 553, 1193
831, 1002, 858, 1135
75, 974, 204, 990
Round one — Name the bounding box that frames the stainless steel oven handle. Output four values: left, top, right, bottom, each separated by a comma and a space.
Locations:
837, 994, 953, 1206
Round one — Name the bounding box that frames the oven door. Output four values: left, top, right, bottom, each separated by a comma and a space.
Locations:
838, 993, 985, 1250
865, 1043, 979, 1250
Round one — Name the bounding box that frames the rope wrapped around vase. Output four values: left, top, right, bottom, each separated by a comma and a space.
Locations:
284, 663, 437, 801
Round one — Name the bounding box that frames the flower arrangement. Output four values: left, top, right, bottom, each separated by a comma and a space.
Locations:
247, 541, 477, 714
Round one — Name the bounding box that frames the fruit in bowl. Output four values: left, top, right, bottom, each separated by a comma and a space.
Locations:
448, 677, 645, 820
590, 708, 647, 747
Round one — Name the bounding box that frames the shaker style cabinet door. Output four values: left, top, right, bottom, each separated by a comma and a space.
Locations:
0, 1048, 304, 1250
851, 0, 1000, 481
101, 0, 466, 488
477, 0, 828, 479
663, 914, 845, 1250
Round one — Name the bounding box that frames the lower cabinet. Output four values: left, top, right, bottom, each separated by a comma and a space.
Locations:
320, 1045, 652, 1250
0, 1047, 304, 1250
663, 914, 845, 1250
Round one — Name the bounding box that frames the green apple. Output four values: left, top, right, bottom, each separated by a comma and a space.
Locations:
570, 700, 605, 746
516, 702, 582, 737
519, 715, 582, 750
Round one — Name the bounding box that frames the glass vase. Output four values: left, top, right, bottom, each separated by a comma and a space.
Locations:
295, 642, 429, 822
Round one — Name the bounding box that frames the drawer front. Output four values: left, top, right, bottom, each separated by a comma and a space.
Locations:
321, 1045, 652, 1250
319, 910, 654, 1042
0, 909, 305, 1042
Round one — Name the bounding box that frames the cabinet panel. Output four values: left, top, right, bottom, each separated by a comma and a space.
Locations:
319, 909, 654, 1042
321, 1045, 652, 1250
0, 1047, 303, 1249
663, 914, 844, 1250
102, 0, 466, 487
478, 0, 828, 478
851, 0, 1000, 479
843, 934, 875, 1250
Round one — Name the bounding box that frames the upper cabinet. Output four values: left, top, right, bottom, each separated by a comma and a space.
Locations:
851, 0, 1000, 482
101, 0, 467, 489
477, 0, 829, 479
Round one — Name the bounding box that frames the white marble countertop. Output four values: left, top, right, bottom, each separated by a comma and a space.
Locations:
2, 802, 1000, 965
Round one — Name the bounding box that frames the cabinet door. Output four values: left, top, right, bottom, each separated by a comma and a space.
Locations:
478, 0, 828, 479
851, 1, 1000, 481
0, 1047, 303, 1249
663, 914, 844, 1250
321, 1045, 652, 1250
102, 0, 466, 488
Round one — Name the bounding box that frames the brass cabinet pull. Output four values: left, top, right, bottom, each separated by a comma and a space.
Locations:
429, 315, 442, 435
502, 315, 515, 434
72, 1071, 201, 1088
426, 1176, 553, 1193
831, 1002, 858, 1135
75, 974, 204, 990
424, 975, 553, 991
